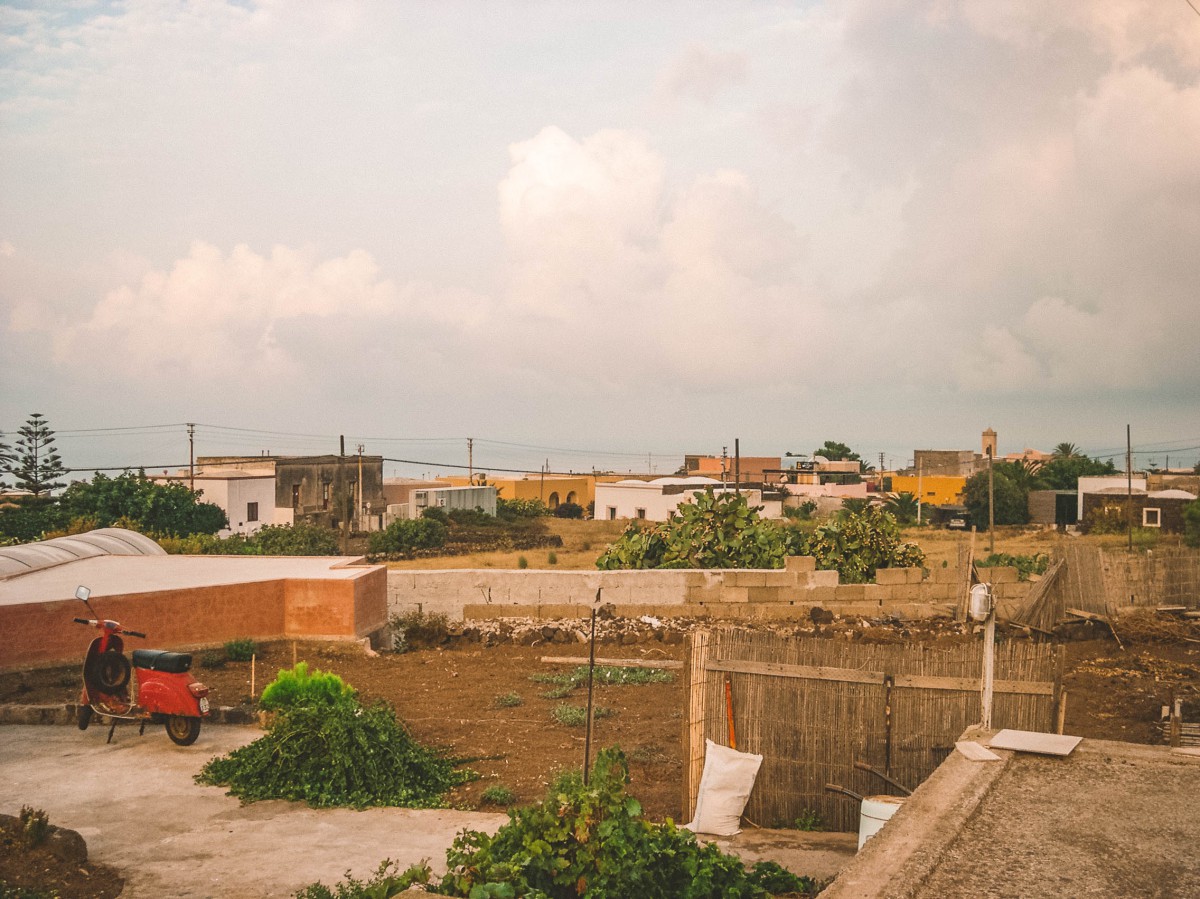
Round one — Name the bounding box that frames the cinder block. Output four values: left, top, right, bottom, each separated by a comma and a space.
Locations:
932, 567, 960, 584
722, 586, 751, 603
726, 571, 767, 587
538, 603, 583, 619
804, 570, 840, 588
892, 584, 923, 602
875, 568, 908, 586
785, 556, 817, 573
835, 584, 866, 601
747, 586, 786, 603
750, 604, 807, 621
685, 584, 723, 603
978, 566, 1019, 584
863, 584, 889, 604
762, 570, 797, 587
803, 586, 838, 605
904, 567, 926, 584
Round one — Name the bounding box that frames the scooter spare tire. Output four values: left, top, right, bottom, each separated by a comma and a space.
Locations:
87, 650, 131, 692
165, 715, 201, 746
77, 704, 93, 731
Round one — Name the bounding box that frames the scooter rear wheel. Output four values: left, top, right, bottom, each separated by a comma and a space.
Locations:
87, 650, 131, 692
165, 715, 201, 746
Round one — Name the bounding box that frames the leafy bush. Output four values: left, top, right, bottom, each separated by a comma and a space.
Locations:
793, 808, 824, 832
783, 500, 818, 521
517, 555, 528, 569
497, 498, 548, 521
439, 748, 816, 898
493, 692, 523, 709
367, 517, 448, 556
296, 858, 433, 899
390, 610, 450, 653
420, 506, 449, 524
480, 785, 517, 806
553, 501, 584, 519
224, 638, 257, 662
980, 552, 1050, 581
597, 491, 788, 570
200, 651, 226, 669
251, 522, 340, 555
197, 696, 470, 809
1186, 499, 1200, 548
259, 662, 357, 711
552, 704, 614, 726
548, 551, 558, 565
18, 806, 50, 849
788, 506, 924, 584
447, 507, 495, 526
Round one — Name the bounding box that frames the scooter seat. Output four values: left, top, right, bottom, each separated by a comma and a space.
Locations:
131, 649, 192, 673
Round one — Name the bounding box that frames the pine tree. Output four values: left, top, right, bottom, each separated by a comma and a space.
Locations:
11, 413, 67, 496
0, 431, 13, 490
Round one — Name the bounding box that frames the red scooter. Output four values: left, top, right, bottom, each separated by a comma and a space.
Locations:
72, 586, 210, 746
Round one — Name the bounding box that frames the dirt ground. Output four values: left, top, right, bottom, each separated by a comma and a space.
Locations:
0, 813, 124, 899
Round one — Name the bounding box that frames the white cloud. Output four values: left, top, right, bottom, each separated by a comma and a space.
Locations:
658, 44, 748, 104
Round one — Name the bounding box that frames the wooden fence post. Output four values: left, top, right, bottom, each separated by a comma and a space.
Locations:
681, 629, 709, 823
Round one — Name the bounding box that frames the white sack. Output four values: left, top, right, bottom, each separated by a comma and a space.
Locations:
683, 739, 763, 836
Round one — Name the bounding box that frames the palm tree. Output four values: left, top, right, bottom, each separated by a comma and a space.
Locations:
1053, 442, 1080, 459
884, 492, 919, 524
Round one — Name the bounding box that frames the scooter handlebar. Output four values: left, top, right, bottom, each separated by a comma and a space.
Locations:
124, 630, 147, 639
73, 617, 91, 625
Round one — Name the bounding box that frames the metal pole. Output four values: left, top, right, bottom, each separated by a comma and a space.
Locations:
987, 446, 995, 554
981, 590, 996, 730
734, 439, 740, 496
187, 422, 195, 492
468, 437, 473, 483
1127, 424, 1133, 551
917, 460, 923, 524
583, 605, 598, 785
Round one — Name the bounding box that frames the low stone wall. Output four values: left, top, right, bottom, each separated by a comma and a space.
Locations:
388, 559, 1033, 623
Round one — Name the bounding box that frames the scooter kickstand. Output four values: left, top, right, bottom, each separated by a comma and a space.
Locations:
138, 721, 146, 736
106, 719, 117, 744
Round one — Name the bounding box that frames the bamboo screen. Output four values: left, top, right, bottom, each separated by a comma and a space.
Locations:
683, 629, 1059, 833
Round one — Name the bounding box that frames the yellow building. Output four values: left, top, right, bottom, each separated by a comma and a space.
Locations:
890, 474, 966, 506
441, 475, 594, 510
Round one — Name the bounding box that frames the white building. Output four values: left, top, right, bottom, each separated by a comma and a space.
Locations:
148, 469, 279, 536
594, 477, 774, 522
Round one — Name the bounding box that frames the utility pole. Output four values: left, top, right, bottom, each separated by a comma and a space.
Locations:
734, 439, 741, 496
987, 445, 995, 555
187, 422, 195, 492
879, 452, 885, 492
917, 460, 923, 525
357, 444, 365, 532
1126, 424, 1133, 552
721, 447, 728, 487
339, 435, 348, 554
468, 437, 473, 483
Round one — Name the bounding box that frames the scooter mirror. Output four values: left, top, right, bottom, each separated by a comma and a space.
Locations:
75, 585, 91, 602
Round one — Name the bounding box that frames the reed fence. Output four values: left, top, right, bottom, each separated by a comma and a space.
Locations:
682, 628, 1059, 832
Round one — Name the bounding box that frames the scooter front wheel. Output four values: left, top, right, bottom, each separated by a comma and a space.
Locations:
87, 650, 131, 692
77, 705, 93, 731
165, 715, 201, 746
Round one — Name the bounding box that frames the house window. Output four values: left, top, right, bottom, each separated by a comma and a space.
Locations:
322, 483, 330, 510
548, 492, 560, 509
636, 508, 646, 519
291, 485, 300, 508
247, 502, 259, 523
607, 507, 617, 520
1143, 507, 1161, 528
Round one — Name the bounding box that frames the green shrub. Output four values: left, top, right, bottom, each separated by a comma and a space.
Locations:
517, 555, 528, 569
496, 498, 547, 521
553, 502, 584, 519
296, 858, 434, 899
18, 806, 50, 849
389, 610, 450, 652
447, 507, 495, 527
368, 518, 448, 556
480, 785, 517, 806
259, 662, 356, 711
197, 698, 470, 809
493, 692, 523, 708
200, 651, 227, 669
531, 665, 675, 690
224, 638, 257, 662
439, 748, 817, 898
1185, 499, 1200, 548
794, 808, 824, 831
420, 506, 449, 524
548, 551, 558, 565
552, 704, 614, 726
979, 552, 1051, 581
788, 505, 924, 584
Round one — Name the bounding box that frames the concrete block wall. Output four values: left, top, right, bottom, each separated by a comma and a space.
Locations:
388, 560, 1032, 622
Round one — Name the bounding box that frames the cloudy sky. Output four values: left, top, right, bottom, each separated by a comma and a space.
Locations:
2, 0, 1199, 476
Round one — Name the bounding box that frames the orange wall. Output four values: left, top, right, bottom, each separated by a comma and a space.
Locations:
0, 569, 388, 671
